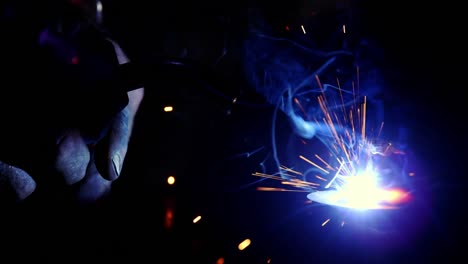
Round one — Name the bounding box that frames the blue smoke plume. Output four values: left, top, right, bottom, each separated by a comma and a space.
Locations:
243, 8, 387, 178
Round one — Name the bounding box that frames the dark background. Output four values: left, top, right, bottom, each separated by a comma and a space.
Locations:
3, 1, 466, 263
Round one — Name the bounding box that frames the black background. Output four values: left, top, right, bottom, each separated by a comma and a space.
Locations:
2, 1, 466, 263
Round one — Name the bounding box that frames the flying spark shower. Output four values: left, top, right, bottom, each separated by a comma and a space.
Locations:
244, 9, 413, 211
253, 73, 411, 210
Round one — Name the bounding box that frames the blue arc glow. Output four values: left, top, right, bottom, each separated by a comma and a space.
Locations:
245, 11, 413, 211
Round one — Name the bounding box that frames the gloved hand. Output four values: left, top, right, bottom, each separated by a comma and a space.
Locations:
0, 35, 144, 204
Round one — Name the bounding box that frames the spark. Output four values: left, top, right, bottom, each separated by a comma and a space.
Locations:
167, 176, 175, 185
238, 239, 251, 251
164, 208, 174, 230
299, 155, 329, 174
301, 25, 306, 34
378, 122, 385, 138
256, 187, 310, 192
315, 154, 335, 171
193, 215, 202, 223
279, 165, 303, 176
322, 218, 331, 226
294, 97, 308, 117
315, 175, 327, 182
